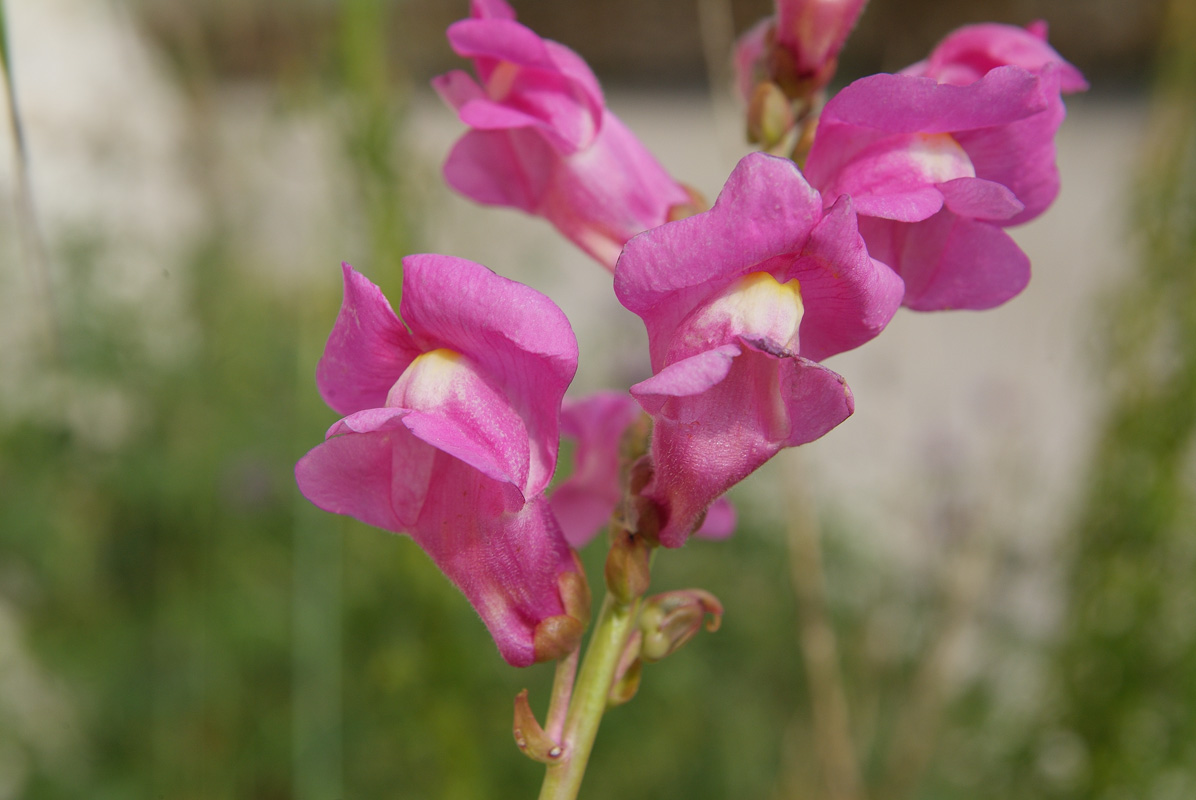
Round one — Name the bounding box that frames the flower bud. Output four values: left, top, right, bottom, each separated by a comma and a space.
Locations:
605, 527, 652, 604
747, 81, 796, 150
775, 0, 868, 93
608, 630, 644, 707
639, 589, 724, 663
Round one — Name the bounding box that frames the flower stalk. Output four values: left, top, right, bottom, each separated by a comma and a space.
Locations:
537, 586, 644, 800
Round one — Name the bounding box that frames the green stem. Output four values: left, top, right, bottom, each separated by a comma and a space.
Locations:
538, 592, 641, 800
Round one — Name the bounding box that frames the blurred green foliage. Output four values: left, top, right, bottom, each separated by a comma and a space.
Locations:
1044, 0, 1196, 796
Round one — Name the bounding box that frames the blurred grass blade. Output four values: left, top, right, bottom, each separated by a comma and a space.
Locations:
1, 0, 61, 361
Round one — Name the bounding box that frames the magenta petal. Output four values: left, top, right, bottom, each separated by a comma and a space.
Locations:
808, 126, 974, 221
694, 497, 736, 540
617, 153, 822, 312
733, 17, 771, 101
777, 355, 855, 446
470, 0, 516, 20
789, 195, 904, 362
414, 464, 576, 667
400, 404, 528, 494
630, 345, 741, 415
457, 97, 556, 134
550, 392, 643, 548
296, 425, 434, 532
906, 22, 1088, 93
316, 264, 421, 417
850, 187, 945, 222
615, 153, 825, 366
775, 0, 868, 74
432, 70, 485, 111
325, 406, 409, 438
400, 254, 578, 495
645, 350, 852, 547
953, 100, 1064, 224
821, 67, 1046, 134
436, 3, 686, 270
443, 128, 553, 213
446, 19, 602, 153
447, 19, 555, 74
542, 39, 605, 115
937, 177, 1024, 221
861, 212, 1031, 311
533, 111, 692, 270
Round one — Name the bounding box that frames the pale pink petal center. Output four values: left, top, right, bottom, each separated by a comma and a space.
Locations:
906, 133, 976, 182
386, 347, 529, 490
674, 272, 805, 359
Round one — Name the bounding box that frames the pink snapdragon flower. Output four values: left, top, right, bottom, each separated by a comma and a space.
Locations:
550, 392, 736, 547
295, 258, 585, 667
734, 0, 868, 102
433, 0, 693, 270
804, 23, 1086, 310
902, 22, 1088, 223
614, 152, 903, 546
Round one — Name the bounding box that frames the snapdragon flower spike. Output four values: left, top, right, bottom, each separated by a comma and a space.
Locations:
805, 24, 1086, 310
549, 392, 737, 548
615, 152, 903, 546
433, 0, 693, 270
295, 258, 584, 667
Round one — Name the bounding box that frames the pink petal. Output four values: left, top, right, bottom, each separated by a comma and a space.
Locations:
446, 19, 602, 153
861, 212, 1031, 310
905, 22, 1088, 93
436, 4, 684, 270
443, 128, 553, 213
316, 264, 421, 417
385, 350, 531, 491
819, 66, 1047, 135
412, 464, 578, 667
615, 153, 824, 367
302, 432, 579, 668
807, 124, 974, 222
533, 111, 692, 270
953, 97, 1065, 224
775, 0, 868, 75
630, 345, 741, 415
694, 497, 736, 540
732, 17, 772, 102
550, 392, 643, 548
447, 18, 556, 75
295, 422, 433, 532
431, 70, 485, 111
790, 195, 905, 361
399, 254, 578, 495
936, 177, 1024, 221
470, 0, 516, 21
542, 39, 605, 115
643, 350, 852, 547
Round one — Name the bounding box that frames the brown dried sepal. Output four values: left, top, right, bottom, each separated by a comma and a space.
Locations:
533, 560, 591, 663
512, 690, 564, 764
